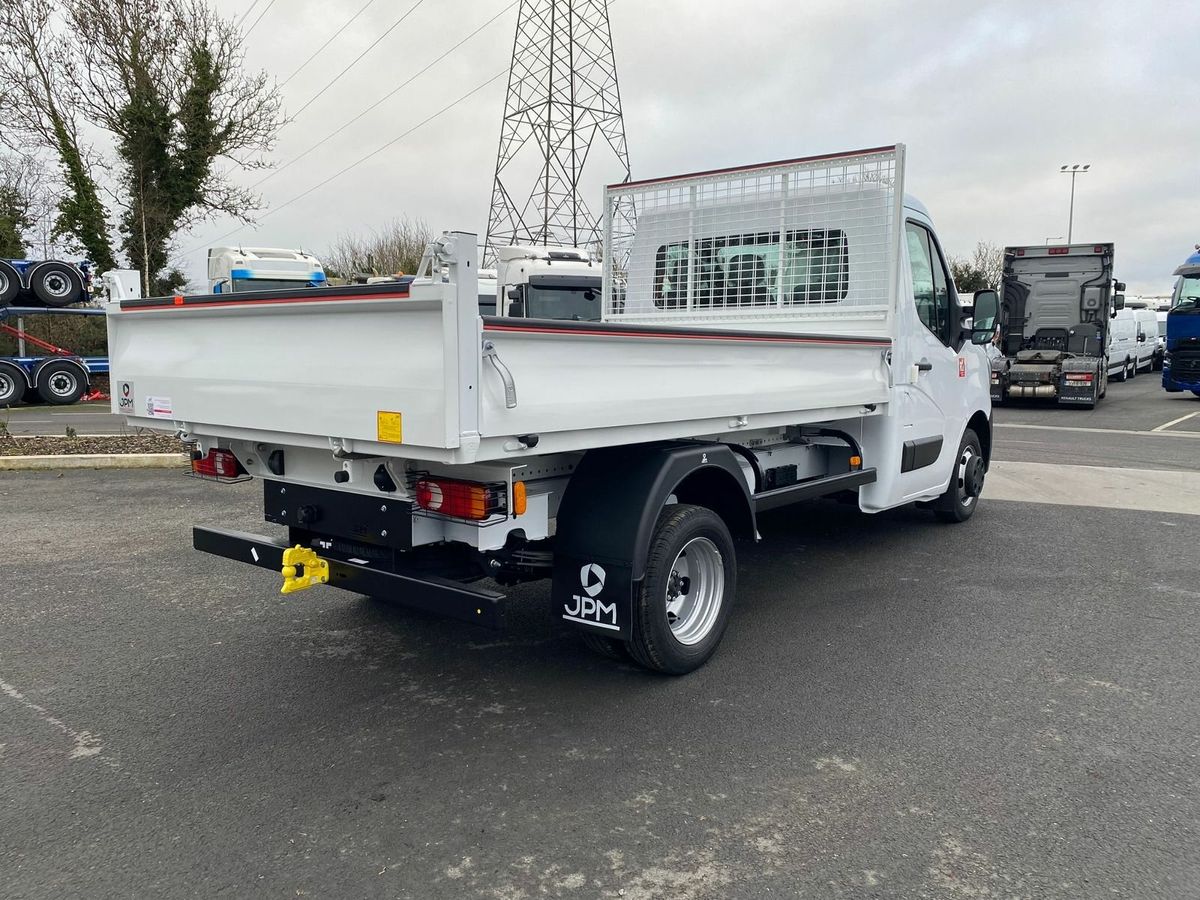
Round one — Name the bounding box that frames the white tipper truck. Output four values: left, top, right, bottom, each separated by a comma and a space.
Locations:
107, 145, 995, 674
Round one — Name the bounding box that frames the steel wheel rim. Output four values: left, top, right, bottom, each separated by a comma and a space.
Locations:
44, 273, 71, 298
0, 271, 9, 294
48, 372, 76, 397
0, 371, 15, 401
665, 536, 725, 645
957, 446, 978, 507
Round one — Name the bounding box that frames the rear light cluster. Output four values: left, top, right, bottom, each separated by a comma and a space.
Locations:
1064, 373, 1094, 382
412, 477, 529, 521
190, 447, 247, 480
414, 477, 507, 521
1048, 247, 1069, 256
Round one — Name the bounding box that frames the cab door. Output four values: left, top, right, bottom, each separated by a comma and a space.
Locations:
895, 219, 968, 499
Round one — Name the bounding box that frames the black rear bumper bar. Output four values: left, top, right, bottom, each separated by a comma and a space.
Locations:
193, 526, 506, 629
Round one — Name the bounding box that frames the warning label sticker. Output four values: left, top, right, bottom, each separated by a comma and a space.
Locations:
376, 411, 403, 444
146, 396, 174, 418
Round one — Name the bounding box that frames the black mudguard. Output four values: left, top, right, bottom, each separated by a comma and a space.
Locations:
551, 442, 754, 641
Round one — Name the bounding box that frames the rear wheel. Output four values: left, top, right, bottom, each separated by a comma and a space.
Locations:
36, 360, 86, 405
0, 362, 26, 407
627, 504, 737, 675
933, 428, 984, 523
30, 262, 84, 308
1114, 359, 1128, 382
579, 633, 628, 661
0, 261, 20, 306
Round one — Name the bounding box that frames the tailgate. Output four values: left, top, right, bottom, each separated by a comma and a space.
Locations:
108, 281, 477, 454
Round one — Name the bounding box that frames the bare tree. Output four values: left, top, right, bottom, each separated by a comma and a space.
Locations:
950, 241, 1004, 293
323, 218, 435, 281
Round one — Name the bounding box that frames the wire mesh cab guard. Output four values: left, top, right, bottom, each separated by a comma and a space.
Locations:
602, 145, 905, 328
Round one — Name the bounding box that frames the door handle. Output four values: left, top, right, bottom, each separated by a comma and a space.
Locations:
916, 358, 933, 372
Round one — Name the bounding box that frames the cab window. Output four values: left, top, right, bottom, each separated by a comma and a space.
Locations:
905, 222, 955, 345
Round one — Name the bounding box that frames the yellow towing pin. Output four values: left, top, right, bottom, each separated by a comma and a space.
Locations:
280, 545, 330, 595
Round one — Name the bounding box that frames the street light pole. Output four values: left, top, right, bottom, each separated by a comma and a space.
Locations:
1060, 163, 1090, 242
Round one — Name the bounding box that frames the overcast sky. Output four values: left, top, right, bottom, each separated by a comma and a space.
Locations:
183, 0, 1198, 295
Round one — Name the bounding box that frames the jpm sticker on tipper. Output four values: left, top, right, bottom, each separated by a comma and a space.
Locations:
116, 381, 135, 413
376, 411, 403, 444
562, 563, 619, 631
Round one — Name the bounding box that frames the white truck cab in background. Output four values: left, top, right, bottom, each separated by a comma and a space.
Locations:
478, 245, 602, 319
207, 247, 326, 294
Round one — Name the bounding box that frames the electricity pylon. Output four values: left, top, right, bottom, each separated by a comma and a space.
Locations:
485, 0, 631, 260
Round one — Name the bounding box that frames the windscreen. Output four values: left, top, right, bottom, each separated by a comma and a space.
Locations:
526, 284, 602, 321
231, 278, 317, 293
1171, 275, 1200, 313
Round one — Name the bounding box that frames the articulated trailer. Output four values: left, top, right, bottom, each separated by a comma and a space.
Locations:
0, 306, 109, 407
108, 145, 996, 674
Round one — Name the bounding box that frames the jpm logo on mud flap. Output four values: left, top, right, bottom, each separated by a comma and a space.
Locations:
563, 563, 618, 631
117, 381, 135, 412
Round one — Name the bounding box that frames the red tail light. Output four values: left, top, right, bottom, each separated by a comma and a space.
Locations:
191, 448, 245, 479
414, 477, 505, 521
1049, 247, 1069, 255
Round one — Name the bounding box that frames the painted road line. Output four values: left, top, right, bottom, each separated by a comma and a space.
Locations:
987, 461, 1200, 516
1152, 411, 1200, 433
997, 423, 1200, 440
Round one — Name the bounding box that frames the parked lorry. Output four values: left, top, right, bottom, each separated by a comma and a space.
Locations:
1162, 246, 1200, 396
479, 245, 602, 319
989, 243, 1125, 409
207, 246, 326, 294
0, 258, 91, 308
107, 145, 996, 674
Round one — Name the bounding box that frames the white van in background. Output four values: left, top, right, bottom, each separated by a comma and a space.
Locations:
1108, 307, 1139, 382
1127, 306, 1161, 372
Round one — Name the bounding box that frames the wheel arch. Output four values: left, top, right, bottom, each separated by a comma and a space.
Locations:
967, 410, 992, 469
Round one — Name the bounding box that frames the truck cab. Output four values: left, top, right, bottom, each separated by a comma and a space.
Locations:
481, 245, 602, 320
991, 243, 1123, 409
1163, 246, 1200, 395
207, 247, 326, 294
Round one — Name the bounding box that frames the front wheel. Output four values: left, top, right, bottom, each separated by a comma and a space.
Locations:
627, 504, 737, 675
932, 428, 984, 523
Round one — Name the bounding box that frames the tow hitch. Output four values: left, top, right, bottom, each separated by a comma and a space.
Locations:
280, 545, 330, 594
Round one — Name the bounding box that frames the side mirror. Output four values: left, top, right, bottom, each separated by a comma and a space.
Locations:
507, 297, 525, 318
1113, 293, 1125, 311
1114, 281, 1127, 292
970, 289, 999, 345
1137, 333, 1146, 342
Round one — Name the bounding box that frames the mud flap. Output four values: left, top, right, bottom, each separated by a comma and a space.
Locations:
550, 441, 754, 642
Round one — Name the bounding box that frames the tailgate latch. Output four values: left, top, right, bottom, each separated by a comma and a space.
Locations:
280, 545, 330, 594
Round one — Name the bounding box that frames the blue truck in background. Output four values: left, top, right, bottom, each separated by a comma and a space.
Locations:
1162, 246, 1200, 397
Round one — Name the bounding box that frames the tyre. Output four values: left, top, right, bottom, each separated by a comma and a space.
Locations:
627, 504, 737, 675
36, 360, 86, 405
29, 262, 84, 308
1113, 359, 1128, 383
0, 362, 26, 407
579, 633, 628, 661
0, 261, 20, 306
1128, 358, 1137, 379
932, 428, 985, 524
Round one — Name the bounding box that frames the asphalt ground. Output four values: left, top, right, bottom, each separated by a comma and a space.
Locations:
3, 375, 1199, 899
2, 401, 131, 437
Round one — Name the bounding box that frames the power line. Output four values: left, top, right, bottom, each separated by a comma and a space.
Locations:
180, 68, 508, 256
288, 0, 429, 120
279, 0, 381, 89
243, 0, 277, 37
253, 0, 520, 191
236, 0, 264, 27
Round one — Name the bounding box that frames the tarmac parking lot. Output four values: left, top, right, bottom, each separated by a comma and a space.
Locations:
2, 375, 1198, 899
